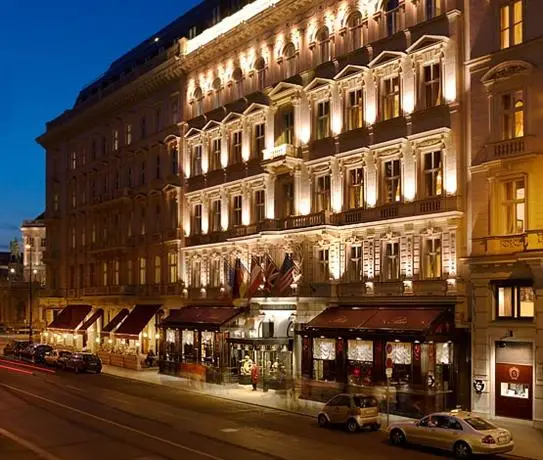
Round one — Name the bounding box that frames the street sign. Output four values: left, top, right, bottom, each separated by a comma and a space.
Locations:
386, 368, 393, 379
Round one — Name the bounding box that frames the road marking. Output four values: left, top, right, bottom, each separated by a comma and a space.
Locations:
0, 383, 226, 460
65, 385, 82, 392
0, 359, 55, 374
0, 364, 33, 375
0, 427, 62, 460
219, 428, 239, 433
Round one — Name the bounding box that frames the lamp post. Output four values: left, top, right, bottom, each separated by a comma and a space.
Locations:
25, 244, 33, 343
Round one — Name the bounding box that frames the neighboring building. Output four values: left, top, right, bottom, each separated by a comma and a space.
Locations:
468, 0, 543, 424
178, 0, 469, 415
21, 213, 46, 285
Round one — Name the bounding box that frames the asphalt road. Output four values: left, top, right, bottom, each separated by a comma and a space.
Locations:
0, 357, 516, 460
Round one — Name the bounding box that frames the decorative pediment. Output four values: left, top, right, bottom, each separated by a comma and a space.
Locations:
368, 51, 405, 68
481, 60, 533, 86
222, 112, 244, 124
163, 134, 179, 144
243, 103, 268, 116
201, 120, 222, 131
304, 77, 333, 93
185, 127, 202, 138
267, 81, 302, 99
334, 65, 366, 81
406, 35, 449, 55
162, 184, 178, 193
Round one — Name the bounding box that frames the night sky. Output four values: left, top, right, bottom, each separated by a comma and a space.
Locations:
0, 0, 200, 250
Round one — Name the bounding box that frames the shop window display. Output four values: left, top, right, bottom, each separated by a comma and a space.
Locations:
347, 340, 374, 386
183, 330, 195, 362
313, 338, 336, 382
501, 382, 529, 399
201, 331, 215, 365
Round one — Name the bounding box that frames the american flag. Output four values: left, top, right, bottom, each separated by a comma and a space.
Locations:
274, 254, 296, 295
263, 254, 279, 294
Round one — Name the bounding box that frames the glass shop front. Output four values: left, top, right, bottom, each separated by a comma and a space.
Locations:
301, 306, 468, 418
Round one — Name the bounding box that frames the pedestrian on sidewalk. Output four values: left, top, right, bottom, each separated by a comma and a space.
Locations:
251, 362, 260, 391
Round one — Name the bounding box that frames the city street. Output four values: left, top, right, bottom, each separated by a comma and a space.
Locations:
0, 358, 519, 460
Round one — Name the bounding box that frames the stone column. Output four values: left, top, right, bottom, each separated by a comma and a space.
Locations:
265, 173, 276, 219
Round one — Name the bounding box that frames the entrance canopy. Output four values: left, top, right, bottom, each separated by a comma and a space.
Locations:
114, 305, 161, 339
306, 306, 449, 334
101, 308, 130, 337
76, 308, 103, 335
161, 306, 242, 331
47, 304, 92, 332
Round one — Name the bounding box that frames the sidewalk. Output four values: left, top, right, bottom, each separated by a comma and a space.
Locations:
102, 366, 542, 459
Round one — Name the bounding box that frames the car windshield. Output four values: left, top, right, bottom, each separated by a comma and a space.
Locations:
353, 396, 378, 408
82, 355, 98, 362
465, 417, 496, 431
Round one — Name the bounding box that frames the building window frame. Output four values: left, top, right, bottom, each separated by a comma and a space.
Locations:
211, 199, 221, 232
383, 240, 400, 281
422, 237, 442, 279
192, 144, 203, 176
316, 99, 331, 140
347, 167, 365, 209
254, 189, 265, 223
500, 1, 523, 50
315, 174, 331, 212
500, 90, 524, 140
425, 0, 442, 19
211, 137, 222, 170
381, 75, 401, 121
422, 62, 442, 108
383, 158, 402, 203
232, 195, 243, 227
501, 177, 526, 234
494, 283, 534, 319
346, 88, 364, 131
193, 204, 202, 235
231, 130, 243, 164
254, 123, 265, 159
348, 245, 362, 282
139, 257, 146, 285
317, 248, 330, 282
423, 150, 443, 197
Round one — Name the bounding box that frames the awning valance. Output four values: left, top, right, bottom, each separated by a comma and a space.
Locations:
114, 305, 161, 339
306, 306, 449, 334
161, 306, 242, 330
47, 305, 92, 331
76, 309, 104, 335
101, 308, 130, 336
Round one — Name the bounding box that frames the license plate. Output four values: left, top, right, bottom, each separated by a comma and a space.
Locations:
498, 436, 508, 444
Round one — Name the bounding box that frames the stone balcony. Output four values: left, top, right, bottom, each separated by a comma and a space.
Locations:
472, 230, 543, 257
262, 143, 298, 161
479, 135, 543, 164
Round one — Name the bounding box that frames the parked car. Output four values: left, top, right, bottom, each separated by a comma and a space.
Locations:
388, 410, 514, 458
44, 350, 73, 368
317, 393, 380, 433
0, 324, 13, 334
15, 327, 31, 335
3, 340, 30, 357
21, 344, 53, 363
64, 353, 102, 374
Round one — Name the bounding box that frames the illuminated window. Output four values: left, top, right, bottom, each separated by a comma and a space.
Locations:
382, 76, 401, 120
501, 91, 524, 140
283, 181, 294, 217
423, 63, 442, 108
384, 159, 401, 203
209, 258, 221, 287
422, 238, 442, 279
114, 260, 119, 286
193, 204, 202, 235
346, 89, 364, 131
348, 168, 364, 209
317, 249, 330, 281
316, 175, 331, 211
168, 252, 178, 283
212, 78, 222, 108
282, 109, 294, 145
383, 241, 400, 281
102, 262, 108, 287
502, 178, 525, 234
254, 190, 265, 222
70, 151, 77, 170
193, 87, 204, 117
349, 245, 362, 281
211, 138, 221, 170
139, 257, 146, 285
496, 285, 534, 318
254, 57, 266, 91
346, 11, 363, 51
127, 260, 133, 285
316, 27, 330, 63
113, 129, 119, 150
191, 260, 202, 288
211, 199, 221, 232
425, 0, 441, 19
192, 145, 202, 176
500, 1, 523, 50
283, 43, 298, 78
385, 0, 401, 36
231, 131, 243, 164
424, 151, 443, 197
233, 68, 243, 100
254, 123, 265, 159
316, 100, 331, 140
154, 256, 161, 284
232, 195, 242, 226
140, 208, 146, 235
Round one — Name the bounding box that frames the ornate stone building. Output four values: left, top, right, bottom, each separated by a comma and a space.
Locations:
21, 213, 46, 285
468, 0, 543, 424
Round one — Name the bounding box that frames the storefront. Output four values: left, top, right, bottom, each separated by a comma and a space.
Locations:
43, 304, 92, 350
159, 305, 244, 383
75, 308, 103, 351
300, 305, 468, 418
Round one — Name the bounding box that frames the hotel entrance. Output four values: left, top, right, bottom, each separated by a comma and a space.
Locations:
495, 341, 533, 420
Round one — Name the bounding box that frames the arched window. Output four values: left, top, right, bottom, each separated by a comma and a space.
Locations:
212, 78, 222, 108
316, 26, 330, 64
346, 11, 363, 51
254, 57, 266, 91
193, 87, 203, 117
283, 42, 298, 78
385, 0, 400, 36
232, 67, 243, 99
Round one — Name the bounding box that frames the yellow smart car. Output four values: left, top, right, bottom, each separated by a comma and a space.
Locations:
388, 410, 514, 458
317, 393, 380, 433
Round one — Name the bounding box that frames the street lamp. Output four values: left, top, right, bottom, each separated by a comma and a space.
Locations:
25, 244, 33, 343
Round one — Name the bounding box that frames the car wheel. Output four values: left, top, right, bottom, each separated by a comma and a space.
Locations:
454, 441, 472, 459
390, 429, 406, 446
345, 418, 359, 433
317, 414, 328, 428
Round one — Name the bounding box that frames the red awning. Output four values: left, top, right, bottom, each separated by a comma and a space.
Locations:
306, 307, 445, 333
101, 309, 130, 336
114, 305, 161, 339
362, 308, 443, 331
306, 307, 376, 329
161, 306, 242, 330
76, 309, 103, 335
47, 305, 92, 331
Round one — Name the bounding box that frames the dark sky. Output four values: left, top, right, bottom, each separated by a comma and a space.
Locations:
0, 0, 200, 250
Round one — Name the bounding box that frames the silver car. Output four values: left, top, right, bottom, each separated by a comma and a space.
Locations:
387, 410, 514, 458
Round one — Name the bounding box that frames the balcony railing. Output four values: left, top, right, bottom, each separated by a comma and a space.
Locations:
262, 143, 298, 161
186, 231, 228, 247
483, 136, 543, 163
472, 231, 543, 256
285, 211, 329, 230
